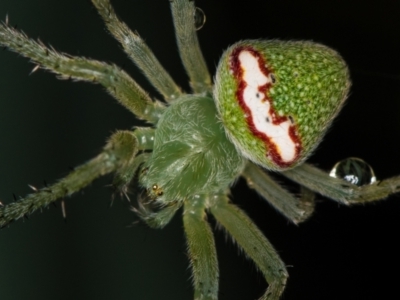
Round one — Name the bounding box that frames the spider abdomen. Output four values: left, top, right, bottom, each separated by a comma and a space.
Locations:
214, 40, 350, 171
141, 95, 245, 202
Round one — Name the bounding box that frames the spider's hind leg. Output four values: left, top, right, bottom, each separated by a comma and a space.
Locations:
170, 0, 212, 93
282, 163, 400, 205
243, 162, 315, 224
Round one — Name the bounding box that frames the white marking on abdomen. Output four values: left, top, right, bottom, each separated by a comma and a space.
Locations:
239, 50, 296, 162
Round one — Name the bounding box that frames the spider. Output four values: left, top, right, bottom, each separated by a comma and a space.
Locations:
0, 0, 400, 300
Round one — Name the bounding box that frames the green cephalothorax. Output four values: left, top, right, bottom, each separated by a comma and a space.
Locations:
214, 40, 350, 170
140, 95, 245, 203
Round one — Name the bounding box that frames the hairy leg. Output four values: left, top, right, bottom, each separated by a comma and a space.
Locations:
92, 0, 182, 101
283, 163, 400, 205
0, 130, 139, 227
210, 193, 288, 300
170, 0, 212, 93
0, 22, 164, 123
243, 162, 315, 224
183, 194, 219, 300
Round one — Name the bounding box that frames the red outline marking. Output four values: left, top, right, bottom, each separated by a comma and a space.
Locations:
230, 46, 302, 168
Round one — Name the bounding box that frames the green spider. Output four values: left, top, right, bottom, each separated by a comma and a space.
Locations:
1, 1, 400, 299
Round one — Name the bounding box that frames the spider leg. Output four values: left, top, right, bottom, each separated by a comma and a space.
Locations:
91, 0, 182, 101
112, 128, 154, 193
170, 0, 212, 93
243, 162, 315, 224
112, 152, 149, 194
210, 193, 288, 300
0, 23, 164, 123
183, 194, 219, 300
283, 163, 400, 205
0, 131, 138, 227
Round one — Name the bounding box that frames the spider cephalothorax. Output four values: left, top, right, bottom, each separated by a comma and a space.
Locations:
1, 1, 399, 300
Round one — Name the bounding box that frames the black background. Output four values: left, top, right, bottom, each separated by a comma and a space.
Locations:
0, 1, 399, 299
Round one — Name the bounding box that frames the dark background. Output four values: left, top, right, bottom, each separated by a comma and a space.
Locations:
0, 0, 399, 299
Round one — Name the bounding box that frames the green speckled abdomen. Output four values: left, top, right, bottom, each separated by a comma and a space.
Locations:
214, 40, 350, 170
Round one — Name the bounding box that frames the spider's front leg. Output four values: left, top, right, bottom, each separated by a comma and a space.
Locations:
0, 126, 159, 226
0, 21, 165, 123
0, 130, 139, 227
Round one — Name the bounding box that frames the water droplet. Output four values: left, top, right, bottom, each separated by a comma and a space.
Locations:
329, 157, 376, 186
194, 7, 206, 30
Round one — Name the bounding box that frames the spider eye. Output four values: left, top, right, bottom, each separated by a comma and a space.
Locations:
151, 184, 164, 197
214, 40, 350, 170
